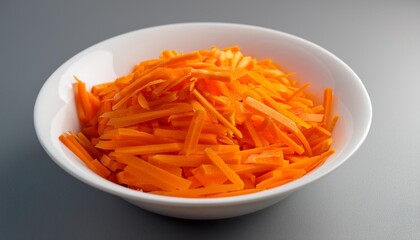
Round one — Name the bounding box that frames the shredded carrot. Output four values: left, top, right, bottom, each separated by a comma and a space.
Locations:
181, 110, 206, 155
60, 46, 339, 198
115, 143, 183, 155
322, 88, 333, 126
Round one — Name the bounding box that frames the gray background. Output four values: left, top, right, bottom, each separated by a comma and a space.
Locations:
1, 0, 419, 239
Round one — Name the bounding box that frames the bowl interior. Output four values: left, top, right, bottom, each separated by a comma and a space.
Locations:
35, 23, 371, 205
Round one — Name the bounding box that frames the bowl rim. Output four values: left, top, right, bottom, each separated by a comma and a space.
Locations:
34, 22, 372, 206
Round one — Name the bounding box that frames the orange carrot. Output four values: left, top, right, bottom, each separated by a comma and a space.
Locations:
60, 46, 339, 198
244, 149, 285, 166
181, 110, 206, 155
107, 103, 192, 127
91, 159, 111, 178
328, 114, 339, 132
115, 143, 183, 155
244, 120, 263, 148
322, 88, 333, 126
192, 165, 228, 187
191, 68, 232, 82
153, 184, 240, 198
150, 152, 240, 167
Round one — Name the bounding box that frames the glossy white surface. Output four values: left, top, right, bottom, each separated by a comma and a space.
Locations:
34, 23, 371, 219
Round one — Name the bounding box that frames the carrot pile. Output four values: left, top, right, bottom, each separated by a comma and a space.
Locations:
59, 46, 339, 198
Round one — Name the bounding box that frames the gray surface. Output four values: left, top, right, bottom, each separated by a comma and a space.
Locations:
1, 0, 419, 239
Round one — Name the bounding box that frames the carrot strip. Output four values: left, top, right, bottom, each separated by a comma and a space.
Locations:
96, 140, 158, 150
191, 69, 232, 82
154, 184, 239, 198
150, 154, 204, 167
192, 165, 228, 187
115, 143, 183, 155
100, 128, 173, 143
75, 78, 94, 121
209, 188, 262, 198
182, 110, 206, 155
328, 114, 339, 132
244, 120, 263, 147
322, 88, 333, 126
117, 172, 161, 192
245, 149, 284, 166
296, 129, 313, 156
229, 164, 275, 174
298, 113, 324, 122
151, 161, 183, 177
256, 178, 294, 190
137, 92, 150, 110
150, 152, 240, 167
100, 105, 148, 119
107, 103, 192, 128
91, 159, 111, 178
195, 144, 240, 153
153, 128, 217, 144
72, 82, 88, 123
164, 51, 202, 67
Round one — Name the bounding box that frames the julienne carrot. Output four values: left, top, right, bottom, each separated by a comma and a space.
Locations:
59, 46, 339, 198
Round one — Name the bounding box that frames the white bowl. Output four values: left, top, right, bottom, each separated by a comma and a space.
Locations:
34, 23, 372, 219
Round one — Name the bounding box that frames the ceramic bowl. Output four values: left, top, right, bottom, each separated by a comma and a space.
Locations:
34, 23, 372, 219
